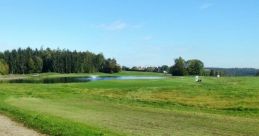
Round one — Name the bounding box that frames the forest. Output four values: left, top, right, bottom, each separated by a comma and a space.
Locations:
0, 48, 121, 74
1, 48, 258, 76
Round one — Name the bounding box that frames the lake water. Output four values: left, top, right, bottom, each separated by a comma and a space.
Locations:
1, 76, 163, 84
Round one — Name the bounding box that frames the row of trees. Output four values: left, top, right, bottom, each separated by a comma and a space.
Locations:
208, 69, 225, 76
2, 49, 256, 77
122, 57, 205, 76
207, 68, 258, 76
0, 48, 121, 75
122, 65, 169, 73
170, 57, 204, 76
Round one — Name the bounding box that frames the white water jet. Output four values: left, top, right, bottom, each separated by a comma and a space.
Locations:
90, 75, 97, 79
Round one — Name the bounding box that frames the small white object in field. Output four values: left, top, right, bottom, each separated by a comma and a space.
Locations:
163, 71, 167, 74
195, 76, 199, 82
217, 75, 220, 78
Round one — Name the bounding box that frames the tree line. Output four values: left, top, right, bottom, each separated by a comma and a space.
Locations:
0, 47, 121, 75
123, 57, 227, 76
122, 57, 205, 76
207, 68, 258, 76
123, 57, 259, 76
122, 65, 169, 73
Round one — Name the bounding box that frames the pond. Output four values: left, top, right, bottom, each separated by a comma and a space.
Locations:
1, 76, 164, 84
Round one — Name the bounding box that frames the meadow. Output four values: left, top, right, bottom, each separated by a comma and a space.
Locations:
0, 71, 259, 136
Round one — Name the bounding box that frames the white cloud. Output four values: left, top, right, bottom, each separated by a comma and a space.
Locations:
98, 20, 127, 31
200, 3, 213, 10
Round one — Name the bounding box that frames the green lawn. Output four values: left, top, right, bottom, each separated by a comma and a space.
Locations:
0, 72, 259, 136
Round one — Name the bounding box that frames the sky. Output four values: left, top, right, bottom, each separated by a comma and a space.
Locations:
0, 0, 259, 68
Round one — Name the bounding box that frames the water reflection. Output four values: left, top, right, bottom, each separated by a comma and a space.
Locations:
1, 76, 163, 84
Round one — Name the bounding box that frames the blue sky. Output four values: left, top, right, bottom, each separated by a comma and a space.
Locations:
0, 0, 259, 68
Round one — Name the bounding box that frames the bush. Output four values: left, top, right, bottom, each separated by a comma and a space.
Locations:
0, 59, 9, 75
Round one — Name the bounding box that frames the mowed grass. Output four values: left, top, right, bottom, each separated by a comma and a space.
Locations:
0, 72, 259, 136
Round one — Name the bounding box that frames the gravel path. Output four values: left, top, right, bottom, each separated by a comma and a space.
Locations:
0, 115, 45, 136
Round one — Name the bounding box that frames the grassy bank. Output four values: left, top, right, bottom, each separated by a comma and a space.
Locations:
0, 72, 259, 135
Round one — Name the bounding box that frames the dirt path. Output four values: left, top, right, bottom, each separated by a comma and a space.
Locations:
0, 115, 45, 136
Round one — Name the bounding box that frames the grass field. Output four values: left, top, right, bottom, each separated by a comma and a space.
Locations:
0, 71, 259, 136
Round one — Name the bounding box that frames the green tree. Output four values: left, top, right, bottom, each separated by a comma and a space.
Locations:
33, 56, 43, 73
27, 57, 35, 73
17, 48, 26, 74
171, 57, 187, 76
209, 70, 215, 76
0, 59, 9, 75
121, 66, 130, 71
103, 58, 121, 73
186, 59, 204, 75
94, 53, 105, 72
160, 65, 169, 73
42, 48, 54, 72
